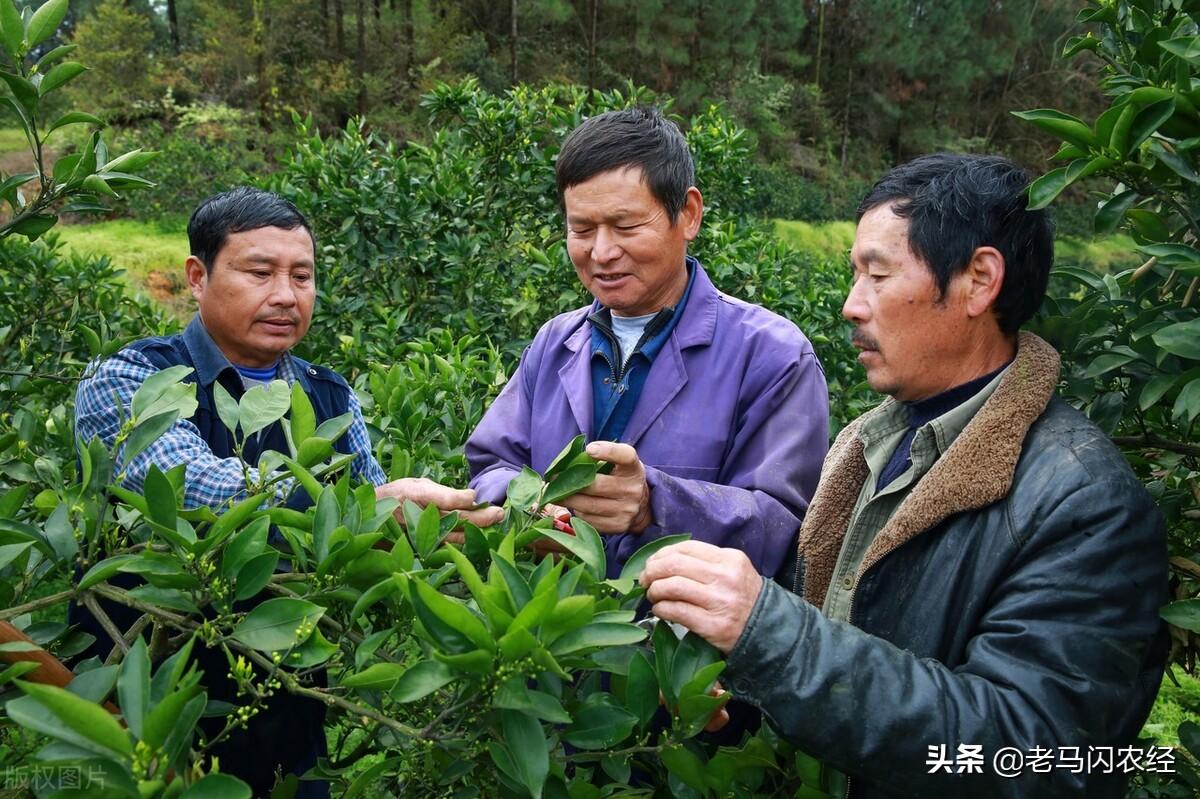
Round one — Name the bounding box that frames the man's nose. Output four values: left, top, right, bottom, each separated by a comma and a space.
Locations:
268, 274, 297, 306
842, 277, 868, 323
591, 227, 621, 264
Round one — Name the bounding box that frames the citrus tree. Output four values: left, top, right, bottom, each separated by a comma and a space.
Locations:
1015, 0, 1200, 790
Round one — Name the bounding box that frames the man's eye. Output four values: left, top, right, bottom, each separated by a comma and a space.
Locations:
570, 228, 594, 237
294, 273, 312, 283
616, 224, 641, 231
252, 270, 271, 278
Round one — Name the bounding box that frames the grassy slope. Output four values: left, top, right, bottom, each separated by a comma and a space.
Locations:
53, 217, 189, 280
775, 218, 1142, 272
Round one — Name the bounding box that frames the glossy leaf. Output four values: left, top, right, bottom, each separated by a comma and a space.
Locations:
390, 659, 455, 702
232, 597, 324, 652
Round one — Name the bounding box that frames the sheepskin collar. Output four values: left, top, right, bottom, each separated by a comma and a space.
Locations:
797, 331, 1062, 605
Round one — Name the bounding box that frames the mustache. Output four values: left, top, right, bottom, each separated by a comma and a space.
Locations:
850, 329, 879, 351
255, 313, 301, 324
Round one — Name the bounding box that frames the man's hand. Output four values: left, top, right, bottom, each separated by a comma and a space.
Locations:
640, 541, 763, 653
560, 441, 652, 533
375, 477, 504, 528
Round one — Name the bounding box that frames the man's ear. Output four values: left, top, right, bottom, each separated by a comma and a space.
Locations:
964, 246, 1005, 319
680, 186, 704, 242
185, 256, 208, 302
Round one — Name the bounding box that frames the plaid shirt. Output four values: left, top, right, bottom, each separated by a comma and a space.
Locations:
75, 319, 386, 510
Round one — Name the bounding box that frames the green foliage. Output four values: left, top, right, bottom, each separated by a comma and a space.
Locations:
64, 0, 158, 122
1016, 2, 1200, 792
107, 101, 272, 222
271, 80, 873, 430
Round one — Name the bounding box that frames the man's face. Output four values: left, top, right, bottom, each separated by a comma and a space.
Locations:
186, 225, 316, 368
844, 205, 977, 402
563, 166, 702, 317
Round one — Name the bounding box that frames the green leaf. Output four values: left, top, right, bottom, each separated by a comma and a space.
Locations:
37, 60, 83, 95
1025, 167, 1070, 210
562, 695, 637, 749
1094, 190, 1138, 236
0, 71, 37, 113
506, 466, 543, 510
1153, 319, 1200, 360
43, 501, 75, 562
34, 42, 75, 69
549, 622, 647, 656
1172, 377, 1200, 423
1139, 374, 1177, 411
501, 710, 549, 799
10, 212, 55, 240
1163, 599, 1200, 633
342, 662, 407, 691
542, 463, 600, 505
493, 678, 572, 723
660, 745, 710, 797
1149, 140, 1200, 184
180, 774, 252, 799
143, 464, 177, 533
1160, 36, 1200, 64
1011, 109, 1096, 150
239, 380, 291, 438
232, 597, 324, 652
1128, 97, 1176, 155
410, 579, 494, 653
213, 381, 241, 435
445, 544, 510, 630
201, 493, 269, 559
414, 500, 442, 559
132, 365, 196, 420
117, 638, 150, 740
46, 110, 102, 136
0, 0, 22, 60
626, 650, 659, 729
0, 541, 31, 570
234, 551, 280, 601
537, 517, 605, 580
390, 659, 455, 702
543, 434, 587, 480
9, 680, 131, 759
77, 554, 137, 590
289, 381, 316, 449
1081, 351, 1138, 378
26, 0, 67, 47
618, 533, 690, 582
281, 627, 338, 668
220, 515, 270, 579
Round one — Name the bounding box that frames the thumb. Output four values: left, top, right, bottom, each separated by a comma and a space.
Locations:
585, 441, 639, 472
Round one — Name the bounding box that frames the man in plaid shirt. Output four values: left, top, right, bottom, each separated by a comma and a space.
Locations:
74, 187, 501, 797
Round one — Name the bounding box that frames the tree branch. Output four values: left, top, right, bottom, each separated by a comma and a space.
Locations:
82, 591, 130, 657
1111, 433, 1200, 458
0, 589, 76, 621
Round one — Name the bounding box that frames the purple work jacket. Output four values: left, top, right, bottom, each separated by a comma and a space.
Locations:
466, 263, 829, 578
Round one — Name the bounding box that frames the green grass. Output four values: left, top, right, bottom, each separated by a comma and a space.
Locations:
774, 218, 1143, 273
1143, 670, 1200, 748
53, 218, 189, 281
0, 125, 29, 153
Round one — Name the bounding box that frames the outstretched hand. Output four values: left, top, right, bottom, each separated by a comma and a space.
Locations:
375, 477, 505, 528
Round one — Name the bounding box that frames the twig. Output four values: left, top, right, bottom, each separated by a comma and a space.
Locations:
237, 646, 424, 740
0, 369, 82, 382
1111, 433, 1200, 458
0, 589, 76, 621
82, 592, 131, 657
105, 614, 153, 666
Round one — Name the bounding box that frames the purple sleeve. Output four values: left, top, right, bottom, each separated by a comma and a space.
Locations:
466, 348, 533, 505
606, 351, 828, 578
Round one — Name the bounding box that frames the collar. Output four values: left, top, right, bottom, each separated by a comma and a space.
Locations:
564, 256, 718, 354
183, 315, 296, 388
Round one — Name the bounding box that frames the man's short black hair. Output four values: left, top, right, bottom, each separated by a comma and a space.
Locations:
555, 106, 695, 222
857, 153, 1054, 335
188, 187, 316, 274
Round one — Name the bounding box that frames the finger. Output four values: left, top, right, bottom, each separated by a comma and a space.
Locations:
443, 531, 465, 546
458, 505, 504, 528
704, 706, 731, 733
577, 473, 643, 501
644, 574, 720, 609
585, 441, 640, 470
411, 480, 477, 510
541, 503, 571, 520
559, 493, 625, 518
640, 549, 726, 588
644, 540, 730, 570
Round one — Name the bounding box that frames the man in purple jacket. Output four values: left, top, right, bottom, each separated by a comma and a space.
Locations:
466, 107, 829, 578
